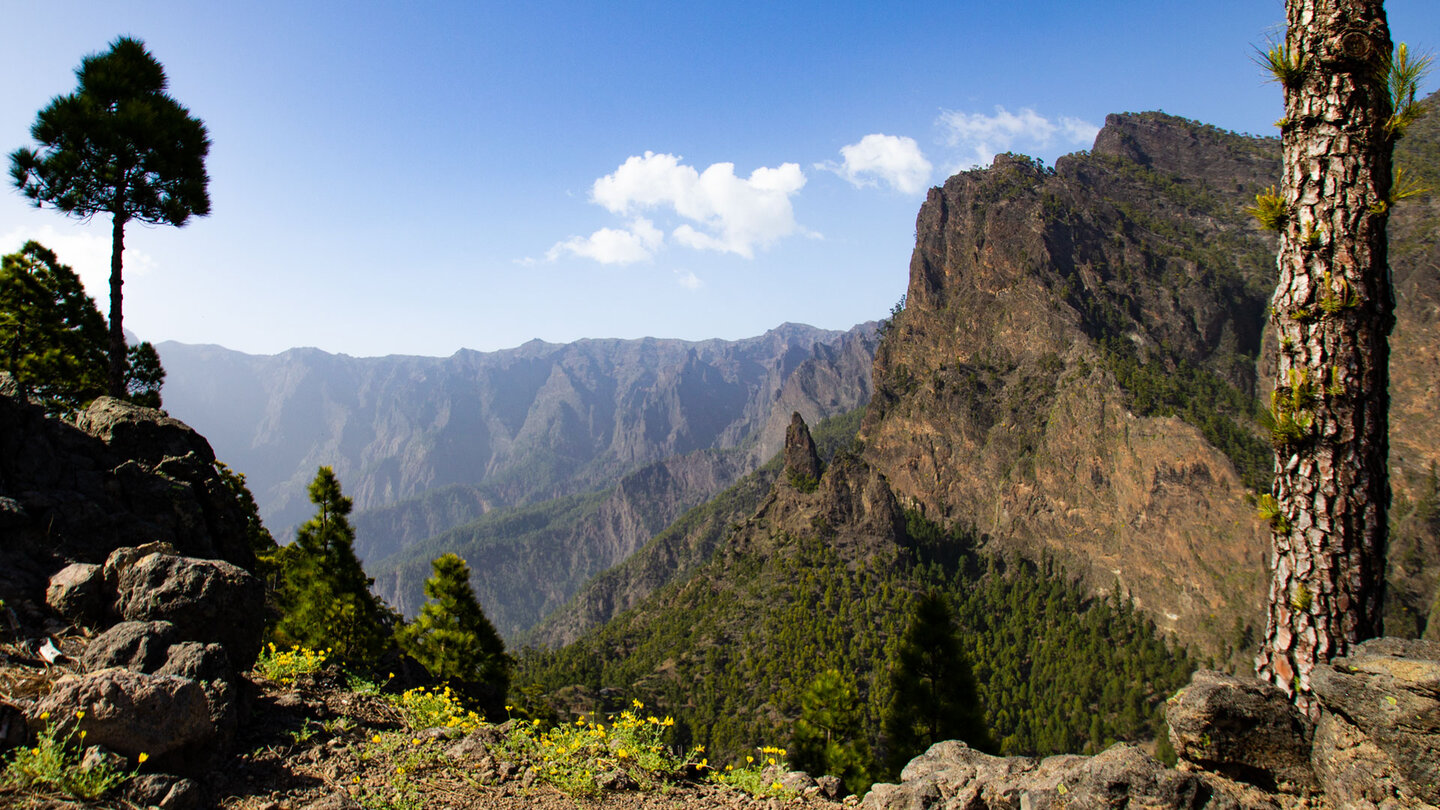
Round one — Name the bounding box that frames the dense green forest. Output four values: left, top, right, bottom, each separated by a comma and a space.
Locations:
516, 510, 1196, 783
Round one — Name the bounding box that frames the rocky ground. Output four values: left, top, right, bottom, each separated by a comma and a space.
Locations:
1, 649, 853, 810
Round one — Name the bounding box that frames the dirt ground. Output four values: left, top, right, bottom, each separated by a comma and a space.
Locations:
1, 642, 855, 810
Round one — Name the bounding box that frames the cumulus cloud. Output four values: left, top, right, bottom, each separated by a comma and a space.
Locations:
938, 106, 1100, 169
674, 269, 703, 290
816, 133, 933, 194
588, 151, 807, 259
0, 224, 156, 308
546, 217, 663, 265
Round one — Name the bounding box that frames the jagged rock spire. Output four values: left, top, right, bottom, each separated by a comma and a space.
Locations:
783, 411, 822, 487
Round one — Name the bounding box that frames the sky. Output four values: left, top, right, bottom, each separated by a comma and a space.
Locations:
2, 2, 1437, 358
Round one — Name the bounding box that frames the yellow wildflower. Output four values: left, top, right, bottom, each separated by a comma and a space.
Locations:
38, 711, 49, 721
138, 753, 149, 765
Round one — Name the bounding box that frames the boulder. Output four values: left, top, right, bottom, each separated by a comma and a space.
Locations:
44, 562, 105, 625
1166, 669, 1317, 793
867, 740, 1213, 810
81, 620, 179, 673
72, 397, 215, 468
111, 551, 264, 670
157, 641, 244, 747
1311, 637, 1440, 808
29, 668, 215, 774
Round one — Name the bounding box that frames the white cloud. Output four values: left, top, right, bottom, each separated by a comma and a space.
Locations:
817, 133, 933, 195
546, 217, 664, 265
0, 224, 157, 310
674, 269, 703, 290
588, 151, 807, 259
938, 106, 1101, 169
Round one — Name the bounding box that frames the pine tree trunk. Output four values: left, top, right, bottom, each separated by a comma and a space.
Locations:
108, 209, 128, 399
1254, 0, 1393, 718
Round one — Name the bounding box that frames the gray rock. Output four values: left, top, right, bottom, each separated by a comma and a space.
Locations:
157, 641, 242, 749
867, 741, 1209, 810
125, 774, 205, 810
73, 397, 216, 468
784, 412, 822, 487
112, 551, 264, 670
102, 542, 178, 591
81, 620, 179, 673
1166, 669, 1317, 793
1311, 637, 1440, 808
29, 668, 216, 775
779, 770, 817, 792
45, 562, 105, 625
816, 774, 844, 799
597, 768, 637, 791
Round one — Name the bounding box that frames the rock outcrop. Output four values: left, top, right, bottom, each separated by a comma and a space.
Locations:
0, 384, 266, 780
870, 638, 1440, 809
0, 386, 255, 627
783, 412, 823, 488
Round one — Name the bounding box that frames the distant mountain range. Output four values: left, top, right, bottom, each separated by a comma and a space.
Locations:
157, 321, 878, 635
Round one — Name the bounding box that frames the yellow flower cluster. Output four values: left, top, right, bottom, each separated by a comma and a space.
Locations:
390, 685, 481, 733
253, 643, 329, 684
499, 705, 702, 797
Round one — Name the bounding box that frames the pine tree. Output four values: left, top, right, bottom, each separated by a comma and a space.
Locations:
883, 592, 991, 776
398, 553, 510, 710
1, 240, 169, 413
275, 466, 393, 666
0, 241, 107, 413
791, 668, 871, 795
10, 37, 210, 397
1254, 0, 1421, 716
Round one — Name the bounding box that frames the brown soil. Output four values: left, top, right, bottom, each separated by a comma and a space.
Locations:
1, 647, 853, 810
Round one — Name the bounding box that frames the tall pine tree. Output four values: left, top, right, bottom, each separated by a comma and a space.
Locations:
398, 553, 510, 712
275, 466, 393, 666
791, 668, 871, 795
883, 592, 992, 776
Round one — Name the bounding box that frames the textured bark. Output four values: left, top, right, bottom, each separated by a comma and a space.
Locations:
1255, 0, 1393, 717
108, 207, 128, 399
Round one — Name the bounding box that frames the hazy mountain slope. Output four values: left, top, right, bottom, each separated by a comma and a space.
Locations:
158, 322, 877, 542
524, 407, 867, 649
367, 446, 749, 637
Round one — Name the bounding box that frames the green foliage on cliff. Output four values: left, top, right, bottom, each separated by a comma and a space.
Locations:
516, 511, 1196, 779
1101, 339, 1271, 491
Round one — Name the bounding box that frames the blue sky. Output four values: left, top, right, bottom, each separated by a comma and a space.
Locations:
3, 1, 1437, 357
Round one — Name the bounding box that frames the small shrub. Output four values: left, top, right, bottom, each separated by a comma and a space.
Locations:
2, 711, 142, 800
489, 701, 705, 796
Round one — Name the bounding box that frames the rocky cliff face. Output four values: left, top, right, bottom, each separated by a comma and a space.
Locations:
159, 322, 876, 553
859, 104, 1440, 658
0, 377, 256, 622
860, 116, 1278, 658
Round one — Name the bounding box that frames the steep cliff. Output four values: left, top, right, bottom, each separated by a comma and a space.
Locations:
860, 101, 1440, 657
